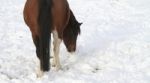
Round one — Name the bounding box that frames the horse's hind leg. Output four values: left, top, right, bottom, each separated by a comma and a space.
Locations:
52, 30, 62, 71
32, 34, 44, 77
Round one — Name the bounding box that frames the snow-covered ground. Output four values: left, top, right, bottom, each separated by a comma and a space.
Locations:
0, 0, 150, 83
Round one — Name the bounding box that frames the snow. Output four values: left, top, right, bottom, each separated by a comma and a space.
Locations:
0, 0, 150, 83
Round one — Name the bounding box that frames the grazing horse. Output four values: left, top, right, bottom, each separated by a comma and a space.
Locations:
23, 0, 81, 77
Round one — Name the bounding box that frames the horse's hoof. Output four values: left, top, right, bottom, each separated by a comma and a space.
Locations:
52, 64, 56, 67
36, 70, 44, 78
51, 60, 56, 67
55, 65, 61, 71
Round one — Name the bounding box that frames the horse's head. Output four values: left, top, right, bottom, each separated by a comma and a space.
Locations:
63, 20, 82, 53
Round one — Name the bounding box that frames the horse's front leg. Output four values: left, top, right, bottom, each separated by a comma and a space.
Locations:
52, 30, 62, 71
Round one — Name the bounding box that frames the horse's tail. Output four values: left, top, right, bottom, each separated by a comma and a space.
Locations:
38, 0, 52, 71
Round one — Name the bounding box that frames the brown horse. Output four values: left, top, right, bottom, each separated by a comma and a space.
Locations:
23, 0, 81, 77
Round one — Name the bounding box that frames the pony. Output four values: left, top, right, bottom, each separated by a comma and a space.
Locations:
23, 0, 82, 77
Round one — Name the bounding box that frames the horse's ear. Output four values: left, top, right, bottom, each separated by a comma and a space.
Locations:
79, 22, 83, 26
78, 22, 82, 35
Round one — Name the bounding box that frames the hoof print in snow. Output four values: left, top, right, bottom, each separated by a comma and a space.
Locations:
92, 68, 101, 73
61, 66, 70, 71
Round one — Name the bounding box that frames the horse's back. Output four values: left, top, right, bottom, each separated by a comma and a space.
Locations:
24, 0, 70, 37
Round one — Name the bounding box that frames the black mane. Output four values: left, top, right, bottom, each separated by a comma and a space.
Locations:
66, 10, 81, 37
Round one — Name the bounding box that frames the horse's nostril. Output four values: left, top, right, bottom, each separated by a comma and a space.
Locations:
68, 49, 71, 52
74, 47, 76, 51
68, 47, 75, 53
